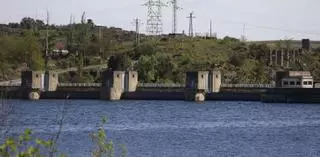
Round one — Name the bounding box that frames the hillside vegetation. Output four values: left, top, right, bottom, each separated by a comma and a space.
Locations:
0, 17, 320, 84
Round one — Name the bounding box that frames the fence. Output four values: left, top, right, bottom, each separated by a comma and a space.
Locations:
58, 83, 102, 87
221, 84, 275, 88
137, 83, 184, 88
138, 83, 275, 89
1, 81, 275, 89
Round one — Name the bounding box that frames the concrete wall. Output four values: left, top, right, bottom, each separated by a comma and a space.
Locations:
262, 88, 320, 103
122, 91, 185, 100
21, 71, 44, 90
185, 72, 198, 89
186, 71, 221, 92
112, 71, 126, 91
44, 71, 59, 91
288, 71, 311, 77
197, 71, 209, 90
100, 70, 138, 100
209, 71, 221, 93
101, 70, 114, 87
125, 71, 138, 92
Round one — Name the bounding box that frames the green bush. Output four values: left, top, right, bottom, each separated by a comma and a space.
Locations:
0, 117, 127, 157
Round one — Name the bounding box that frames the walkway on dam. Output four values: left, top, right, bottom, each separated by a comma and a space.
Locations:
0, 64, 108, 86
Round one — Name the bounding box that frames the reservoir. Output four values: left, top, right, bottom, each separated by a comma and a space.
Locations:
2, 100, 320, 157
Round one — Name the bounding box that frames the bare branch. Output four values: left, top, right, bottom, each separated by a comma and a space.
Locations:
48, 96, 70, 157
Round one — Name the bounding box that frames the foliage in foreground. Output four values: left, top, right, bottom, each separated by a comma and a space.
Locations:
0, 117, 126, 157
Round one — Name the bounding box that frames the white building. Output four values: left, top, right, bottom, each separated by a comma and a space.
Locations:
278, 71, 314, 88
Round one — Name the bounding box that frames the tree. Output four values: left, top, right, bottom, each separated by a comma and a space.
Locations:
136, 55, 157, 82
20, 17, 36, 29
22, 30, 45, 70
35, 20, 45, 29
153, 52, 177, 82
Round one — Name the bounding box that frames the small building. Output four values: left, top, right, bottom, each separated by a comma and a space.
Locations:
276, 71, 314, 88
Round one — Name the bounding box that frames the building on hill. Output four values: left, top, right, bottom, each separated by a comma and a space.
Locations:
275, 71, 314, 88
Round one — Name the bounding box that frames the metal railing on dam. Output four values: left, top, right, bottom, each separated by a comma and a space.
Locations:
137, 83, 185, 88
138, 83, 275, 89
1, 82, 275, 89
221, 84, 275, 88
58, 83, 102, 87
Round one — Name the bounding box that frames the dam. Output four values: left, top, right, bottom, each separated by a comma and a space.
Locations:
0, 69, 319, 103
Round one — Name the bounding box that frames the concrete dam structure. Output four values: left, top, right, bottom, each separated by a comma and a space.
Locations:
1, 69, 320, 103
1, 70, 223, 102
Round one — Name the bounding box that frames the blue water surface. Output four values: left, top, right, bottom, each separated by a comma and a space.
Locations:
2, 100, 320, 157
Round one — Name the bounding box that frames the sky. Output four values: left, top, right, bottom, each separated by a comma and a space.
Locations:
1, 0, 320, 40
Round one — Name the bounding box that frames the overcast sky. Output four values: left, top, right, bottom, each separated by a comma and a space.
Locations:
1, 0, 320, 40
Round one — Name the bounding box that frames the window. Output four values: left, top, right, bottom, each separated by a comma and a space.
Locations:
216, 75, 219, 78
35, 74, 39, 78
303, 81, 308, 85
201, 75, 204, 78
283, 81, 288, 85
296, 82, 301, 85
117, 74, 120, 78
308, 81, 313, 85
290, 81, 295, 85
132, 74, 135, 78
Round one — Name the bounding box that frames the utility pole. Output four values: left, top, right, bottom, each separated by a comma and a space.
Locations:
241, 23, 246, 41
169, 0, 181, 34
99, 26, 103, 64
132, 18, 142, 46
68, 14, 75, 68
187, 12, 195, 37
209, 19, 212, 37
81, 11, 87, 67
45, 10, 50, 69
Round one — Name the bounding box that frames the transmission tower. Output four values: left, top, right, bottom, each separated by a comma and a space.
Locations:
187, 12, 196, 37
169, 0, 182, 34
143, 0, 166, 36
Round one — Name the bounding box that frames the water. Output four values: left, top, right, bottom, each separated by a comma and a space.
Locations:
2, 100, 320, 157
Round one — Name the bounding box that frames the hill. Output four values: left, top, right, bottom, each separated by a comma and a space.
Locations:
0, 17, 319, 84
